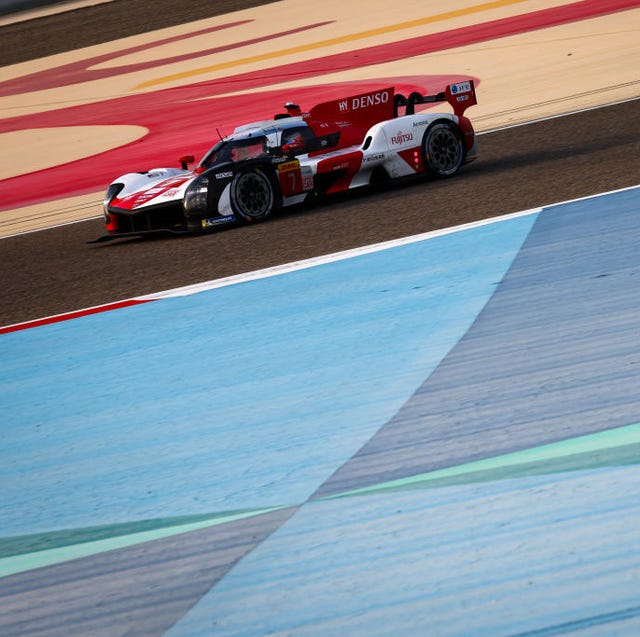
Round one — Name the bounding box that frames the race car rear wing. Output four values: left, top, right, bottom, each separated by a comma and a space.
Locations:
302, 87, 397, 147
275, 80, 476, 149
394, 80, 477, 118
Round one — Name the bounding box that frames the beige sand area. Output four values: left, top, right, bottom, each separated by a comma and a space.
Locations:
0, 126, 146, 237
233, 8, 640, 131
1, 0, 639, 237
0, 125, 146, 180
1, 0, 586, 118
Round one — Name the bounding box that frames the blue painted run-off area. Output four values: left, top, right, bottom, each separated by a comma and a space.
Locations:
165, 186, 640, 637
1, 212, 536, 536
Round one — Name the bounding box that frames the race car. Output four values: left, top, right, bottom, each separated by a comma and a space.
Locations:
98, 80, 477, 240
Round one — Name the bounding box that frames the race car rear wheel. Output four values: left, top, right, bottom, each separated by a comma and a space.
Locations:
230, 168, 276, 222
422, 122, 464, 177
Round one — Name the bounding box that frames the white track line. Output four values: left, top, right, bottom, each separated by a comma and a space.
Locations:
479, 95, 640, 135
136, 207, 543, 300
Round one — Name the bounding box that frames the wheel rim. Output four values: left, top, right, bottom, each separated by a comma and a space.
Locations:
427, 127, 462, 174
234, 172, 272, 218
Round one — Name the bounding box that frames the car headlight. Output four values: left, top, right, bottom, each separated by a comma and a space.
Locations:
183, 175, 209, 214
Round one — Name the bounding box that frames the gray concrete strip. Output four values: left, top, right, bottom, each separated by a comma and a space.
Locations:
315, 186, 640, 497
0, 507, 297, 637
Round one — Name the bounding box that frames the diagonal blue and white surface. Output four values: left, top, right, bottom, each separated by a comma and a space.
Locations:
1, 186, 639, 636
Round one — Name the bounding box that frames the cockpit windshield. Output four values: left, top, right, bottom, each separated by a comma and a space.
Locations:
198, 123, 338, 169
200, 136, 271, 169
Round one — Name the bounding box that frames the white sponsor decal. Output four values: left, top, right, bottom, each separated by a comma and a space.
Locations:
202, 216, 234, 227
301, 166, 314, 190
348, 91, 390, 111
450, 81, 471, 95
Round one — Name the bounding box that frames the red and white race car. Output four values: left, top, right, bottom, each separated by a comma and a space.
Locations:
99, 80, 477, 239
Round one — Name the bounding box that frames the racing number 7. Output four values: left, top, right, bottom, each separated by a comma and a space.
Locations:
278, 161, 303, 196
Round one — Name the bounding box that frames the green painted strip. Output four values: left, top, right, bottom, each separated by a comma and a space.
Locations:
387, 443, 640, 491
4, 424, 638, 577
324, 422, 640, 499
0, 506, 285, 579
0, 508, 269, 559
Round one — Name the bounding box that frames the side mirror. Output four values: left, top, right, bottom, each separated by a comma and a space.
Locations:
179, 154, 195, 169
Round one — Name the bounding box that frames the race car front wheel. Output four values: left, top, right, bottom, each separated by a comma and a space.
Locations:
422, 122, 464, 177
230, 168, 276, 222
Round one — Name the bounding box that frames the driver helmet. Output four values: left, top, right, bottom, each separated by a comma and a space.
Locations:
283, 130, 303, 145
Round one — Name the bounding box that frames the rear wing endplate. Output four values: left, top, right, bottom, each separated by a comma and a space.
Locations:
394, 80, 477, 118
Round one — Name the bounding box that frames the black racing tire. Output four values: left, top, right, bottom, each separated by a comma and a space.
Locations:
422, 121, 464, 177
229, 167, 277, 222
